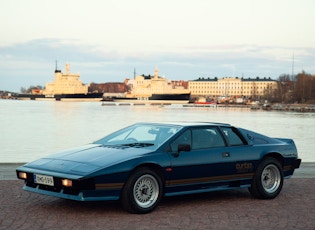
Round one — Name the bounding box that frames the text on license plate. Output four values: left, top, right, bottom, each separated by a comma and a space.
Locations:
34, 174, 54, 186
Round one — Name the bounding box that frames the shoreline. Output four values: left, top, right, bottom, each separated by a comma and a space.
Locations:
1, 162, 314, 180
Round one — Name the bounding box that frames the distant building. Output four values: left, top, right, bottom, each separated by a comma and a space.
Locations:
89, 82, 128, 93
31, 89, 43, 94
189, 77, 277, 101
43, 64, 88, 96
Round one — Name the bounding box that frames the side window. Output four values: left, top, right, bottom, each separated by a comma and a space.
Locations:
221, 127, 245, 146
192, 128, 225, 150
170, 130, 191, 152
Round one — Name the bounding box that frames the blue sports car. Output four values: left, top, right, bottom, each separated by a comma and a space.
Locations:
16, 122, 301, 214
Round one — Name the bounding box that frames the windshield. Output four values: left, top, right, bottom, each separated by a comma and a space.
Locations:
94, 123, 182, 149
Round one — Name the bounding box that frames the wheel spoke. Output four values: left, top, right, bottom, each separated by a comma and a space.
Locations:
133, 174, 159, 208
261, 164, 280, 193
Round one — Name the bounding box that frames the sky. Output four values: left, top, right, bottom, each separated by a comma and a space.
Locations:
0, 0, 315, 92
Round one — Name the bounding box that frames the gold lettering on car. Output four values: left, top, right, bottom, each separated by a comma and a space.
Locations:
236, 163, 253, 173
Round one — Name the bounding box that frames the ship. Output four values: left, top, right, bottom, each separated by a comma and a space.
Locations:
17, 63, 103, 101
54, 93, 103, 101
112, 67, 191, 104
149, 93, 190, 100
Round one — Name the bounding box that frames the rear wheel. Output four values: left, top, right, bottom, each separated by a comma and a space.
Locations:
121, 167, 163, 214
249, 157, 283, 199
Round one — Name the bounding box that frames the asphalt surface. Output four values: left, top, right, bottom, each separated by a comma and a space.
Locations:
1, 163, 314, 230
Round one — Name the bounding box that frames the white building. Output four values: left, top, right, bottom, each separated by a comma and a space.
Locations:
189, 77, 277, 100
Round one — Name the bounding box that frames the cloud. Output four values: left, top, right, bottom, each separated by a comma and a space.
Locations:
0, 38, 314, 92
0, 39, 103, 62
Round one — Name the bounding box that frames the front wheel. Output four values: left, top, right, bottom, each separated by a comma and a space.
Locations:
121, 167, 163, 214
249, 157, 283, 199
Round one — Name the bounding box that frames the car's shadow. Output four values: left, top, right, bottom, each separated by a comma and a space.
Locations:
161, 188, 250, 205
39, 188, 251, 214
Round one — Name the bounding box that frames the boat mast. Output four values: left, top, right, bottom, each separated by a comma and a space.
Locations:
55, 60, 59, 73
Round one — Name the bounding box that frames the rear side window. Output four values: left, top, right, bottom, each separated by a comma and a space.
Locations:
191, 127, 226, 150
221, 127, 246, 146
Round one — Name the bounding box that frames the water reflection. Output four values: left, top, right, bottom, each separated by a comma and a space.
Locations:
0, 100, 314, 162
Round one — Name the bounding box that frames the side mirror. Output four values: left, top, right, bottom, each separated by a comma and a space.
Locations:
178, 144, 191, 152
172, 144, 191, 158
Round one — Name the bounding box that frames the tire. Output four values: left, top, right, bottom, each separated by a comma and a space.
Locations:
249, 157, 283, 199
121, 167, 163, 214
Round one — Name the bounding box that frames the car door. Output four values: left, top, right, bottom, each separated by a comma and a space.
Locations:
166, 126, 235, 193
219, 126, 259, 176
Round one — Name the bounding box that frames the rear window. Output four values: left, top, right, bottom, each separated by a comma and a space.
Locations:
221, 127, 246, 146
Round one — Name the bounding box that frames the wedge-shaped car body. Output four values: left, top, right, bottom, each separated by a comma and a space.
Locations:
16, 122, 301, 213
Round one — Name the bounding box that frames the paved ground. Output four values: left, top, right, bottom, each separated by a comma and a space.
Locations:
1, 163, 314, 229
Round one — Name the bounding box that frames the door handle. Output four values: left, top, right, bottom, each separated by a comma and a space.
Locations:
222, 152, 230, 157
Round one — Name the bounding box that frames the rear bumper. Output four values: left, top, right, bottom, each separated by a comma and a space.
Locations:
293, 159, 302, 169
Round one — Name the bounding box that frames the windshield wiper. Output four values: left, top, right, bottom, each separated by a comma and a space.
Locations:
121, 143, 155, 148
101, 143, 154, 148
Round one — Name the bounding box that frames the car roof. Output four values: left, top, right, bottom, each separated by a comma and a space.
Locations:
136, 121, 231, 127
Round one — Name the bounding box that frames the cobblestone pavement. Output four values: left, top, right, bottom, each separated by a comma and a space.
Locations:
1, 179, 314, 230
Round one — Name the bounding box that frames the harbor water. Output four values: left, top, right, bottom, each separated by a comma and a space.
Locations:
1, 99, 314, 163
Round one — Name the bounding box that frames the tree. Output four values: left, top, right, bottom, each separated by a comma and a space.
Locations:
20, 87, 27, 93
293, 71, 314, 103
20, 85, 44, 93
276, 74, 294, 103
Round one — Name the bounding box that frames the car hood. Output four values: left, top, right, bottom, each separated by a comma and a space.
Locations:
22, 144, 152, 176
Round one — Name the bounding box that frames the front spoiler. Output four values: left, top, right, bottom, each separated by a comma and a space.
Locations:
23, 183, 120, 201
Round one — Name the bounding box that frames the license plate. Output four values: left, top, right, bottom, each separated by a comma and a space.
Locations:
34, 174, 54, 186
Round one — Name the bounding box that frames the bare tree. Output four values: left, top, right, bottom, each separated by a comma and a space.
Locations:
293, 71, 314, 103
276, 74, 294, 103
